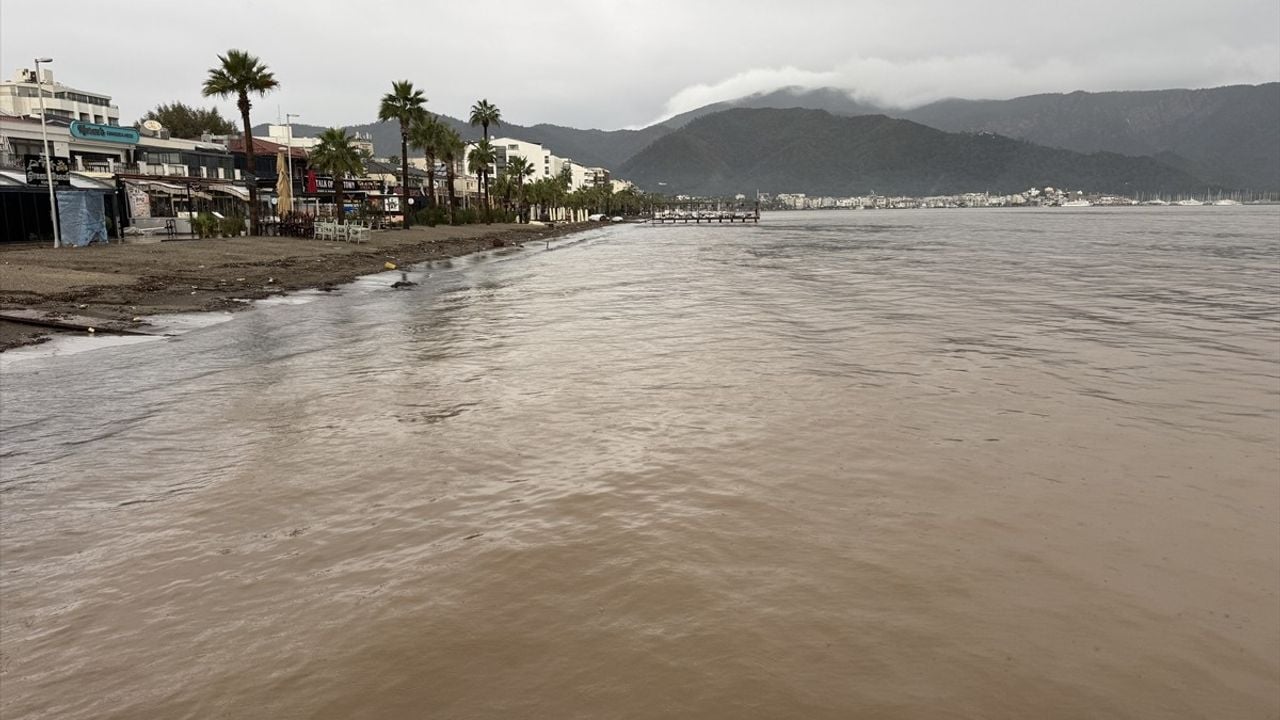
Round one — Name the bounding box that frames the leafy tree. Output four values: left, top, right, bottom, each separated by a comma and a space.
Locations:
378, 81, 427, 229
202, 49, 279, 236
138, 102, 236, 138
409, 114, 443, 208
308, 128, 364, 217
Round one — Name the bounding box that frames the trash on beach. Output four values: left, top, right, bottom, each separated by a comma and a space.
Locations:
267, 277, 275, 284
384, 262, 398, 271
87, 327, 95, 334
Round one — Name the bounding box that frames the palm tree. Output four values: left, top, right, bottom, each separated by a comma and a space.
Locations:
408, 114, 442, 209
468, 99, 502, 141
202, 49, 278, 236
467, 139, 496, 221
505, 155, 535, 222
468, 100, 501, 214
378, 80, 427, 229
438, 127, 464, 224
308, 128, 363, 219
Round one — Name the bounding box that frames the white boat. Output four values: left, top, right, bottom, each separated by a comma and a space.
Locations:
1174, 199, 1205, 206
1142, 199, 1169, 206
1060, 199, 1092, 207
1212, 199, 1242, 206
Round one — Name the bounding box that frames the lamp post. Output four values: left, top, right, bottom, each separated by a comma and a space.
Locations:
285, 113, 300, 212
34, 57, 60, 248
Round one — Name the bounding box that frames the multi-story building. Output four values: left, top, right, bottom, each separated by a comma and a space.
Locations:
0, 68, 120, 125
487, 137, 553, 181
256, 125, 375, 158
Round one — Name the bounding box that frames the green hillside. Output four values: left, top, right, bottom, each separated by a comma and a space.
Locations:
618, 108, 1207, 197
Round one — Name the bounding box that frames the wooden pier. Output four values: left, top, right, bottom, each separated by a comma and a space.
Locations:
649, 200, 760, 224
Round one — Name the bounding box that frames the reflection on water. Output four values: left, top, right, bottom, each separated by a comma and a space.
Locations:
2, 208, 1278, 719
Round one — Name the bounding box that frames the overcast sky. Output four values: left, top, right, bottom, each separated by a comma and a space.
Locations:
2, 0, 1277, 131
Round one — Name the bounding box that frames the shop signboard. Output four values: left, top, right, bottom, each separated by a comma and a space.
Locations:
25, 155, 72, 186
305, 172, 381, 194
69, 121, 140, 144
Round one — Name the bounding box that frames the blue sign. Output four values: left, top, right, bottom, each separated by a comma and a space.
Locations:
69, 121, 139, 144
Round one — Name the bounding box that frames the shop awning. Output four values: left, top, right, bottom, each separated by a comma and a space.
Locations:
122, 179, 213, 200
209, 184, 250, 200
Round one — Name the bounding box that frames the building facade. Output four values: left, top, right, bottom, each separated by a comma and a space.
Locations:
0, 68, 120, 125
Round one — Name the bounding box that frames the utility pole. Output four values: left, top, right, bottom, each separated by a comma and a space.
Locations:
34, 57, 60, 248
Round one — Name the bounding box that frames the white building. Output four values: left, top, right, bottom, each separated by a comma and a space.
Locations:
256, 125, 374, 157
0, 68, 120, 126
489, 137, 552, 181
554, 158, 609, 191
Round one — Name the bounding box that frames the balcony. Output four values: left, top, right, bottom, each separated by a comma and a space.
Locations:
114, 163, 240, 180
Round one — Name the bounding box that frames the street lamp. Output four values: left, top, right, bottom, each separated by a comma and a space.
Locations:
285, 113, 300, 212
34, 57, 60, 248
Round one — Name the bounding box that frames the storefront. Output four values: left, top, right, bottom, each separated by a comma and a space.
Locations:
299, 172, 384, 216
1, 168, 118, 245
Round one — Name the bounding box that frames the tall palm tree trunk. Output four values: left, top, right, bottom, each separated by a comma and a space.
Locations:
400, 130, 410, 229
483, 171, 491, 222
239, 96, 259, 236
334, 177, 344, 222
482, 123, 490, 222
427, 166, 436, 209
446, 164, 457, 224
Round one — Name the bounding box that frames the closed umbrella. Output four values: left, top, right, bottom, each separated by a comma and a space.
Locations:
276, 149, 293, 215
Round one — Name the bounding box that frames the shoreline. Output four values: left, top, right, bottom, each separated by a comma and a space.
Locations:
0, 221, 597, 352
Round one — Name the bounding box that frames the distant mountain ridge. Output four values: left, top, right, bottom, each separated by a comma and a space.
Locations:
256, 82, 1278, 191
617, 108, 1206, 197
254, 115, 668, 171
898, 84, 1280, 190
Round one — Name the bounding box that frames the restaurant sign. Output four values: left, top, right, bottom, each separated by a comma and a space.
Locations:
69, 121, 140, 144
25, 154, 72, 186
305, 172, 381, 194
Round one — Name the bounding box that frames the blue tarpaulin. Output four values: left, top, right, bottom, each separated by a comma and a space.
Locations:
56, 191, 109, 247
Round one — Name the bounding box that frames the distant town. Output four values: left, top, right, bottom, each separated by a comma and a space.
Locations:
750, 188, 1277, 210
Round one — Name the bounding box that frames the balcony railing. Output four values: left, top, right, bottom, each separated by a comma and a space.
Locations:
113, 163, 240, 180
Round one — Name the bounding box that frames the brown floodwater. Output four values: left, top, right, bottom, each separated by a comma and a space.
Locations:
2, 207, 1278, 719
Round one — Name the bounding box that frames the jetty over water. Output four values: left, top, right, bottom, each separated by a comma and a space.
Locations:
650, 200, 760, 224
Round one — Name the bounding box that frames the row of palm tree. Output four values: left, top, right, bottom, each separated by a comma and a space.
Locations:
202, 50, 659, 232
492, 165, 663, 223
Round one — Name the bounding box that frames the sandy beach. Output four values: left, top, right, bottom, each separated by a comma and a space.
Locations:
0, 222, 592, 351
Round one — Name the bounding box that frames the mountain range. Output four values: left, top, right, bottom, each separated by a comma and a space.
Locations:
618, 109, 1206, 197
255, 82, 1279, 193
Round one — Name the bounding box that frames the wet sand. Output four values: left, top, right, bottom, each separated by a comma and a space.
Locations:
0, 222, 591, 350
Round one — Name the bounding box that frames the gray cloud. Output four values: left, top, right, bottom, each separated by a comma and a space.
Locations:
2, 0, 1276, 131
